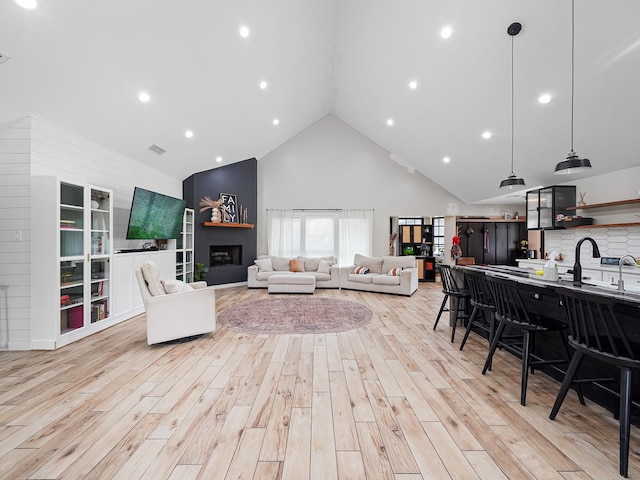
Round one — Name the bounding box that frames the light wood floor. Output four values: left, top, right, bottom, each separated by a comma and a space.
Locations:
0, 283, 638, 479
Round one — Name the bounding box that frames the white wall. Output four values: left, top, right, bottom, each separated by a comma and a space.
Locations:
258, 114, 520, 258
0, 115, 182, 350
0, 117, 31, 349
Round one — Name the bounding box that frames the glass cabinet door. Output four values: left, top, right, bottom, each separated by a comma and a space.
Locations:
526, 191, 539, 229
60, 183, 85, 332
538, 187, 554, 229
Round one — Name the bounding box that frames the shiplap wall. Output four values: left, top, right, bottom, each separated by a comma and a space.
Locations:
0, 115, 182, 350
0, 117, 31, 349
29, 116, 182, 251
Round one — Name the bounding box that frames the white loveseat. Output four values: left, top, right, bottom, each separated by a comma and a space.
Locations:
247, 255, 340, 289
339, 254, 418, 296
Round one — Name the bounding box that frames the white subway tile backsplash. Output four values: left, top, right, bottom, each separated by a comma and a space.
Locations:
545, 226, 640, 264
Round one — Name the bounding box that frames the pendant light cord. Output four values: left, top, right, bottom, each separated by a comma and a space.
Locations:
570, 0, 575, 152
510, 33, 515, 175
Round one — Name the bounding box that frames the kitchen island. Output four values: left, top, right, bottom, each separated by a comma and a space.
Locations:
455, 264, 640, 421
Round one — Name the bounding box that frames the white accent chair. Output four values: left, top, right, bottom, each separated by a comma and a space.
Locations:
135, 262, 216, 345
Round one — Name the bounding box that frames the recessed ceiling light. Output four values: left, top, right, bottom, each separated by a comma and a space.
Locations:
259, 80, 268, 90
482, 131, 492, 139
386, 118, 394, 126
538, 93, 552, 104
138, 91, 150, 103
443, 156, 451, 163
441, 26, 453, 39
408, 80, 418, 90
185, 130, 194, 138
239, 26, 250, 38
216, 156, 223, 163
272, 118, 279, 126
13, 0, 39, 10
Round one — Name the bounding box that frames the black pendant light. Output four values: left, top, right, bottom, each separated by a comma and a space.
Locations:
555, 0, 592, 174
500, 22, 526, 189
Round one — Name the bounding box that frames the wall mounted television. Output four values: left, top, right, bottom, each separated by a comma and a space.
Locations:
126, 187, 186, 240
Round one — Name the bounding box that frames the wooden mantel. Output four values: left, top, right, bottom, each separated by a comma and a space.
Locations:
202, 222, 255, 229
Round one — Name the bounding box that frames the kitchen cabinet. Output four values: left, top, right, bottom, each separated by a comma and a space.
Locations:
456, 219, 527, 266
526, 186, 576, 230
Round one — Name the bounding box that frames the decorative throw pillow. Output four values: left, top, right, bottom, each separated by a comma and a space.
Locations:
271, 256, 291, 271
317, 259, 332, 274
254, 258, 274, 272
388, 267, 403, 276
141, 261, 166, 296
161, 279, 194, 294
354, 265, 369, 275
290, 258, 305, 272
304, 257, 320, 272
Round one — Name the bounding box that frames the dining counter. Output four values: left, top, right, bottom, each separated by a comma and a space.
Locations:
454, 264, 640, 419
460, 264, 640, 306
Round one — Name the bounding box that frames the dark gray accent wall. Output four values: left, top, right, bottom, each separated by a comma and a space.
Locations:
183, 158, 257, 285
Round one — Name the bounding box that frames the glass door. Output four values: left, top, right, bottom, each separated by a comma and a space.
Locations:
90, 188, 111, 323
60, 183, 85, 333
538, 187, 554, 229
526, 191, 539, 229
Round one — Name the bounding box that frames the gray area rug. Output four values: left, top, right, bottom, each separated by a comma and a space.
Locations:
217, 297, 374, 334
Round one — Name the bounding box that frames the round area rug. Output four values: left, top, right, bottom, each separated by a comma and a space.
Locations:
217, 297, 374, 335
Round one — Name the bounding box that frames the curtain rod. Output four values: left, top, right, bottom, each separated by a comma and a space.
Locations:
265, 208, 374, 211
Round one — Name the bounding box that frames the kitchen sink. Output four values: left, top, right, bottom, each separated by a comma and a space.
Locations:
582, 279, 640, 295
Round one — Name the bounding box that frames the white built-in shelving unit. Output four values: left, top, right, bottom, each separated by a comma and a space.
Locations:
176, 208, 194, 282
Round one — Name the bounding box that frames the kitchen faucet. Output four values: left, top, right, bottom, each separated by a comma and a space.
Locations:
573, 237, 601, 284
617, 255, 637, 292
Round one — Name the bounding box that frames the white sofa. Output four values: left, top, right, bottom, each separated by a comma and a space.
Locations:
247, 255, 340, 289
339, 253, 418, 296
135, 261, 216, 345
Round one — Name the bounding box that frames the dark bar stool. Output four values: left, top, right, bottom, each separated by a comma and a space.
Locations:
459, 267, 496, 353
482, 275, 576, 406
549, 289, 640, 478
433, 264, 470, 343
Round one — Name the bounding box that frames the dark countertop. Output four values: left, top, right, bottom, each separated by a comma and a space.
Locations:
456, 264, 640, 307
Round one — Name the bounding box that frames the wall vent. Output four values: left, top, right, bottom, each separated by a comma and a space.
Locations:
0, 51, 10, 64
147, 144, 166, 156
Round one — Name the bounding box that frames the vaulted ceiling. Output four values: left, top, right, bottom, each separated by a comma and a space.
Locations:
2, 0, 639, 204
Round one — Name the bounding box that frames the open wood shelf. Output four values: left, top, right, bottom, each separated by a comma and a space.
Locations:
202, 222, 254, 229
567, 198, 640, 210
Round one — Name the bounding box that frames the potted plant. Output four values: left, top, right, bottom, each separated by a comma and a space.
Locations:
194, 262, 209, 281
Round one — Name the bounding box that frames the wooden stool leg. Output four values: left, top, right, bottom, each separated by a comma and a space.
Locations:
619, 367, 632, 478
521, 330, 531, 406
483, 322, 506, 375
459, 306, 478, 350
433, 294, 449, 330
549, 351, 584, 420
450, 297, 460, 343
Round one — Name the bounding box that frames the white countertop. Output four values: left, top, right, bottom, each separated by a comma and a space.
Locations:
516, 258, 640, 276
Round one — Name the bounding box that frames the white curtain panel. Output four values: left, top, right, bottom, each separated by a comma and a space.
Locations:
267, 208, 372, 265
266, 209, 299, 257
339, 209, 373, 266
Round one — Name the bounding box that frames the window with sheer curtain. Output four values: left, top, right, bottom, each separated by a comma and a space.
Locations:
266, 209, 372, 265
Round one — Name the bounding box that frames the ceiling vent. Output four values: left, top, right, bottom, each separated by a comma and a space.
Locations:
0, 51, 10, 64
147, 144, 166, 156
